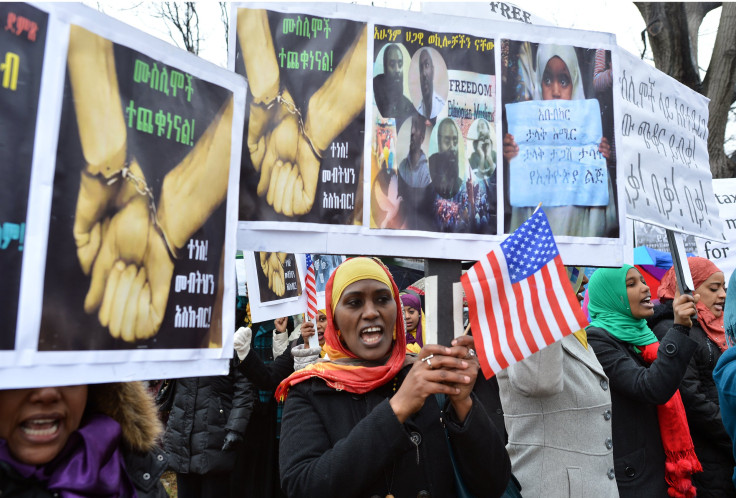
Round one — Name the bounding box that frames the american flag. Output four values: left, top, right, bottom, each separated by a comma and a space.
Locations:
305, 254, 317, 321
461, 209, 589, 379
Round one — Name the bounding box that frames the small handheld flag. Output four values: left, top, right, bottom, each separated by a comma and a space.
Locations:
305, 254, 318, 322
461, 209, 589, 379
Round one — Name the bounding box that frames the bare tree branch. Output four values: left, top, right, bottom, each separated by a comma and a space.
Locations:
637, 2, 736, 178
220, 2, 229, 49
153, 1, 200, 55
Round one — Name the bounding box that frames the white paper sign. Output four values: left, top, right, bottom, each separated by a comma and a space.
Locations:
695, 178, 736, 281
244, 251, 307, 323
506, 99, 608, 207
1, 3, 245, 388
618, 49, 722, 240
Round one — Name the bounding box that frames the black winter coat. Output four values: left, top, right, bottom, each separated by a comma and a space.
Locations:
0, 447, 168, 498
279, 364, 511, 498
587, 324, 698, 497
651, 302, 736, 497
164, 360, 255, 474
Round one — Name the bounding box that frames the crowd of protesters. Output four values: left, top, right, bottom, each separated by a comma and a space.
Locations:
3, 254, 736, 498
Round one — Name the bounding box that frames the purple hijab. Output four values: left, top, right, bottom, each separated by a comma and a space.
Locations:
0, 414, 136, 497
401, 293, 424, 348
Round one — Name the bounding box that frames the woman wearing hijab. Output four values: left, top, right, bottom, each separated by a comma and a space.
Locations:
502, 44, 616, 237
713, 270, 736, 493
586, 265, 701, 497
400, 293, 426, 354
652, 257, 733, 497
276, 257, 510, 498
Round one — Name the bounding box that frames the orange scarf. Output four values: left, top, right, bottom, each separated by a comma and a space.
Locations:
275, 258, 406, 401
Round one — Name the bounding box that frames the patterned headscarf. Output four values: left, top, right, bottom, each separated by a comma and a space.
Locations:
658, 257, 726, 351
275, 258, 406, 400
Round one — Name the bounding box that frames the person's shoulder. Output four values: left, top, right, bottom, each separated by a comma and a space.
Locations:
586, 326, 615, 342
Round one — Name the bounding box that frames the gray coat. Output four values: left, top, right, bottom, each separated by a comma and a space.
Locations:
498, 334, 619, 498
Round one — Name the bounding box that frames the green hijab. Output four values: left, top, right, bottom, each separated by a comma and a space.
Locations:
586, 265, 657, 346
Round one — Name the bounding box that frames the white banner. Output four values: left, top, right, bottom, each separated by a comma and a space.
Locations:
618, 49, 722, 240
695, 178, 736, 281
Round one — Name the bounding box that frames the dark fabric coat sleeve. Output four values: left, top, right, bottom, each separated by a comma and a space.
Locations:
679, 348, 732, 452
445, 396, 511, 497
225, 359, 256, 436
587, 325, 698, 405
279, 387, 414, 498
237, 345, 295, 390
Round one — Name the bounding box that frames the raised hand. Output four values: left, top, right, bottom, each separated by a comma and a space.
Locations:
389, 344, 474, 424
673, 293, 699, 328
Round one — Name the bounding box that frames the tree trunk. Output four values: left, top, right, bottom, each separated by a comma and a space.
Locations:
637, 2, 736, 178
703, 3, 736, 178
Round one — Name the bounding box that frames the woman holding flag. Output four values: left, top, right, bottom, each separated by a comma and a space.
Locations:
586, 265, 701, 497
276, 257, 510, 498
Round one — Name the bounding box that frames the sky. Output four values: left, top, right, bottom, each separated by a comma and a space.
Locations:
87, 0, 730, 153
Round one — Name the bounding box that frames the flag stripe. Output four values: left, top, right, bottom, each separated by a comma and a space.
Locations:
497, 252, 534, 359
509, 272, 539, 356
525, 272, 556, 347
540, 263, 571, 341
553, 257, 590, 329
547, 258, 586, 333
517, 278, 547, 354
461, 271, 499, 379
472, 257, 510, 371
486, 252, 524, 365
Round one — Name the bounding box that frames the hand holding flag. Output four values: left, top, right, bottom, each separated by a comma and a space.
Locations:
461, 209, 589, 379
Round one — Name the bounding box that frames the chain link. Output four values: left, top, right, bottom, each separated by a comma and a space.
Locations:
106, 167, 178, 259
264, 92, 322, 160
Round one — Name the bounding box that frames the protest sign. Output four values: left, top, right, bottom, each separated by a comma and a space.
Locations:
0, 3, 47, 350
2, 3, 245, 388
311, 254, 346, 310
618, 49, 722, 240
506, 99, 608, 207
695, 178, 736, 281
244, 251, 307, 323
501, 40, 620, 240
233, 5, 366, 226
233, 3, 624, 267
370, 24, 497, 234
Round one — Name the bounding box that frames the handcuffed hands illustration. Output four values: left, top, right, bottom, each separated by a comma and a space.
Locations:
68, 26, 233, 342
259, 252, 287, 297
238, 9, 367, 217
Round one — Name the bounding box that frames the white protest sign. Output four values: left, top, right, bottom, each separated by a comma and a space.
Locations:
421, 2, 554, 26
244, 251, 307, 323
506, 99, 608, 207
618, 49, 722, 240
695, 178, 736, 281
2, 2, 245, 389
